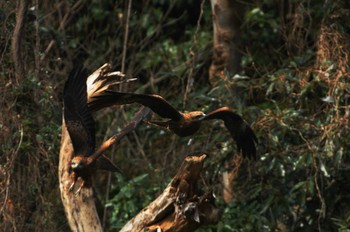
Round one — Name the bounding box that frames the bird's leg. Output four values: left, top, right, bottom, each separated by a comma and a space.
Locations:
144, 120, 170, 130
74, 179, 85, 195
69, 172, 77, 192
69, 172, 85, 195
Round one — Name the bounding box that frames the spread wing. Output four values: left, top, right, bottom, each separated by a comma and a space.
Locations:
89, 90, 183, 121
63, 66, 95, 156
202, 107, 258, 159
90, 106, 151, 162
96, 155, 121, 172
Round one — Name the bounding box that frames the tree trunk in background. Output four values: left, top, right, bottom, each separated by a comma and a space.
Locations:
209, 0, 245, 86
221, 155, 242, 203
11, 0, 29, 84
209, 0, 247, 203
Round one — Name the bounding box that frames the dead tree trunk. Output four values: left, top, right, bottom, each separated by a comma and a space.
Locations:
59, 120, 103, 232
209, 0, 245, 86
120, 154, 219, 232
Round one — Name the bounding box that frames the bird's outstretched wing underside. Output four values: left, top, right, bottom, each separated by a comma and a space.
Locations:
202, 107, 258, 159
91, 106, 152, 161
64, 66, 95, 156
96, 155, 121, 172
89, 91, 183, 121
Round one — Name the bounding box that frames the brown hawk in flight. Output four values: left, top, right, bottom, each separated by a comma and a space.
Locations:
88, 91, 258, 159
63, 66, 150, 193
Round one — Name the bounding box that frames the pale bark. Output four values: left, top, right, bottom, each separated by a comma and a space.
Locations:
209, 0, 245, 86
59, 122, 103, 232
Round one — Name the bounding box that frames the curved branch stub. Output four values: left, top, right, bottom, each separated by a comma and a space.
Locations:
120, 154, 219, 232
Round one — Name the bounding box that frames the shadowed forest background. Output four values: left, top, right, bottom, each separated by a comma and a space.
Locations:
1, 0, 350, 231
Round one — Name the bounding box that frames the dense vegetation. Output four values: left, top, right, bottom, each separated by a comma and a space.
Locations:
1, 0, 349, 231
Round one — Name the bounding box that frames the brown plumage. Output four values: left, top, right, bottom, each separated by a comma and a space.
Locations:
89, 91, 258, 159
63, 66, 151, 193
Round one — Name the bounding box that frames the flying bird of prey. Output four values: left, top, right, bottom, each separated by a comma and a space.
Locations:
89, 91, 258, 159
63, 67, 151, 193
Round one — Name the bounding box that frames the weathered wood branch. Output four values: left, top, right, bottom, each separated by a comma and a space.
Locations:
120, 154, 219, 232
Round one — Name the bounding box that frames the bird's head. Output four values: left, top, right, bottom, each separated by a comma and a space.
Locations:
187, 111, 206, 121
71, 156, 84, 170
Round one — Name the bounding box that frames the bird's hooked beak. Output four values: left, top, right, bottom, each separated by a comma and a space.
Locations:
71, 160, 82, 170
194, 113, 206, 121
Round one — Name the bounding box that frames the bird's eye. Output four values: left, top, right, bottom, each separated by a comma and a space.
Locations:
194, 113, 206, 120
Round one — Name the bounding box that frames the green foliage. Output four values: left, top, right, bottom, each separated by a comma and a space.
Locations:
1, 0, 350, 231
106, 173, 161, 230
197, 1, 349, 231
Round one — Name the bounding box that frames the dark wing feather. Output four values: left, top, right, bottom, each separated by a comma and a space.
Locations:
202, 107, 258, 159
96, 155, 121, 172
63, 66, 95, 156
89, 90, 183, 121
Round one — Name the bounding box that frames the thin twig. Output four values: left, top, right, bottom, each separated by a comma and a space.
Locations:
40, 0, 85, 61
35, 0, 40, 78
132, 130, 154, 170
183, 0, 205, 108
121, 0, 132, 75
0, 127, 23, 216
102, 170, 112, 230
